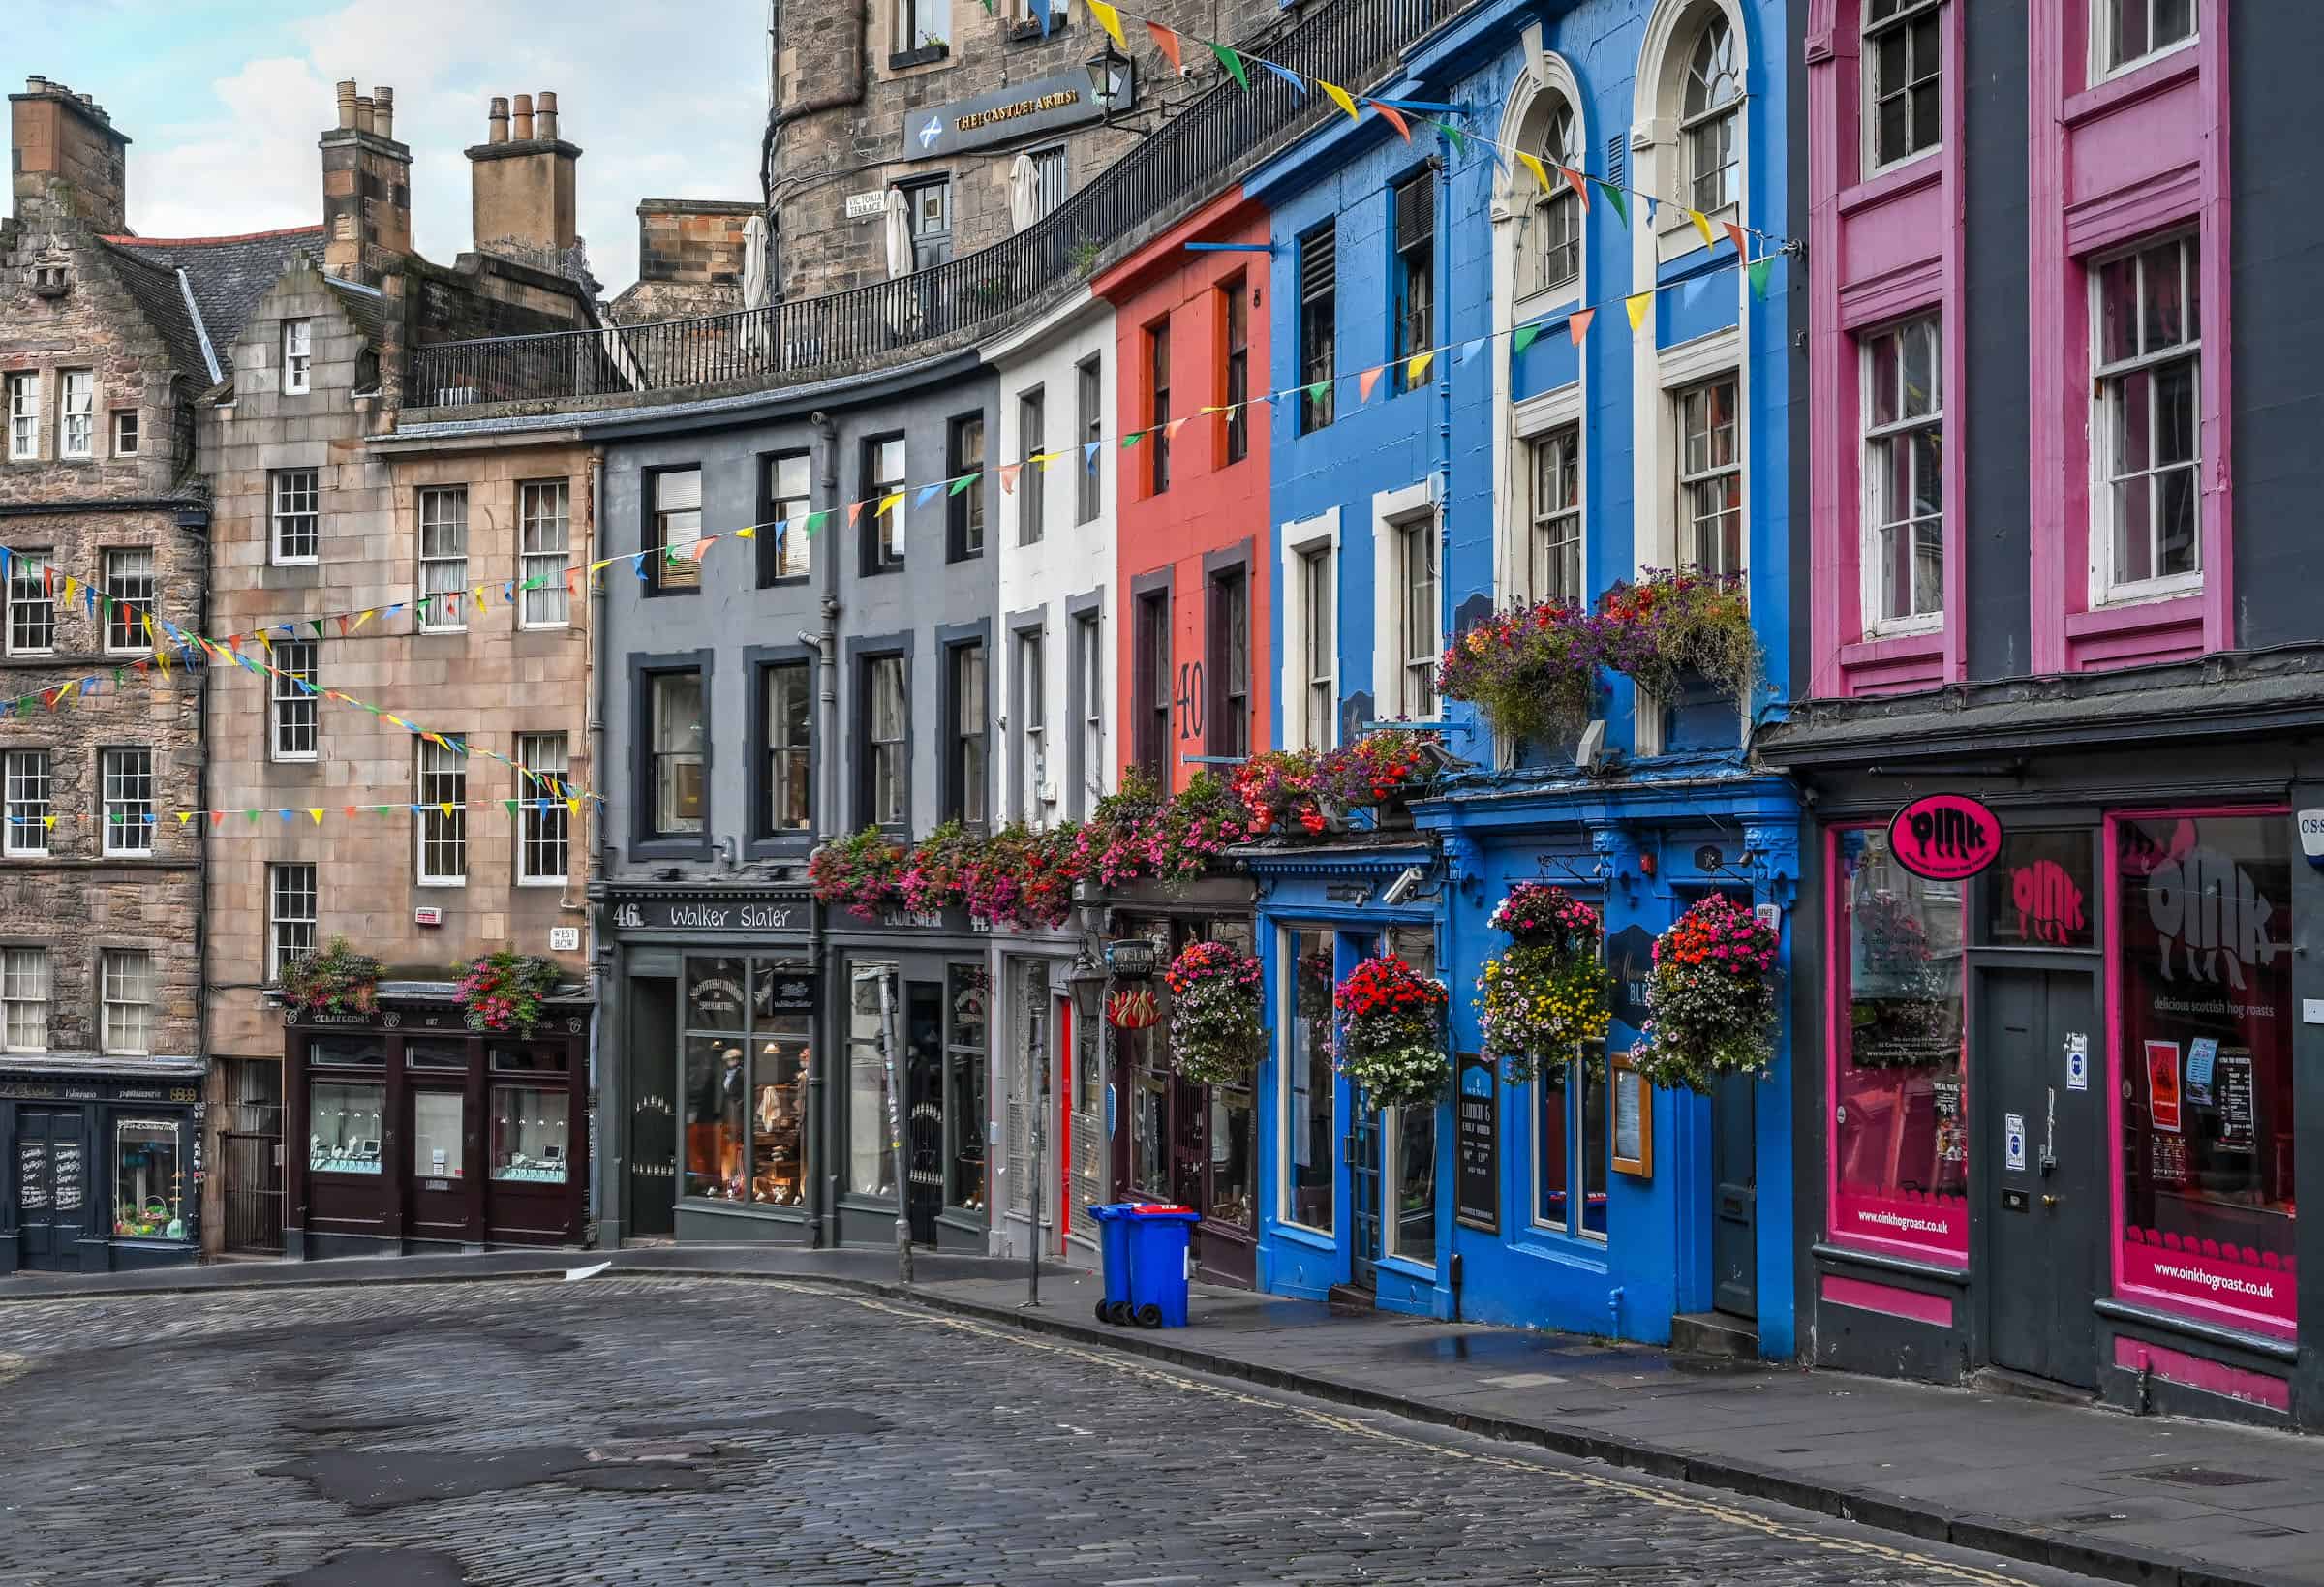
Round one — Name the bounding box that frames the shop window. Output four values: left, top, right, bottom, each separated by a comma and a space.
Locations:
1862, 317, 1943, 629
494, 1087, 571, 1183
403, 1039, 463, 1070
1864, 0, 1942, 170
1280, 926, 1337, 1235
112, 1120, 180, 1237
647, 668, 707, 838
760, 452, 812, 584
2116, 812, 2296, 1329
272, 470, 320, 565
1387, 1092, 1438, 1266
310, 1080, 385, 1174
311, 1035, 384, 1065
1536, 1061, 1571, 1230
418, 485, 470, 629
1128, 1022, 1170, 1198
103, 546, 153, 655
1977, 830, 2096, 950
846, 961, 899, 1200
751, 998, 813, 1209
1210, 1065, 1257, 1232
1299, 225, 1336, 433
645, 466, 703, 593
1831, 824, 1968, 1261
489, 1045, 570, 1072
2093, 232, 2201, 603
948, 962, 990, 1211
412, 1091, 466, 1180
518, 480, 571, 626
683, 954, 749, 1201
6, 543, 55, 655
2, 945, 49, 1052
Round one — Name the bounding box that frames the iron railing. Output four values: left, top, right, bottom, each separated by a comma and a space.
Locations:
413, 0, 1463, 409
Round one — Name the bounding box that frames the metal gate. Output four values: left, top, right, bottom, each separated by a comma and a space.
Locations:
217, 1058, 284, 1256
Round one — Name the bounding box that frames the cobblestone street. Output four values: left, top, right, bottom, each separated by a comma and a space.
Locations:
0, 1276, 2108, 1586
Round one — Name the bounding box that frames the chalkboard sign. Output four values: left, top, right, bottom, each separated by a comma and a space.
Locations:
51, 1142, 83, 1210
1607, 926, 1655, 1031
17, 1141, 46, 1210
1453, 1051, 1498, 1234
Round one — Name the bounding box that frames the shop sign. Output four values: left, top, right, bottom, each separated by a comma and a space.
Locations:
1453, 1052, 1498, 1234
759, 971, 819, 1014
902, 67, 1119, 157
1606, 926, 1655, 1031
1103, 939, 1157, 977
609, 895, 807, 933
1105, 984, 1159, 1029
1888, 794, 2001, 881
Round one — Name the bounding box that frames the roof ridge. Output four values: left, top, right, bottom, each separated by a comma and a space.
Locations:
101, 224, 323, 247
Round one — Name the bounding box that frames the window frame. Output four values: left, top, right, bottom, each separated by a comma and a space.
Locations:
0, 945, 48, 1053
748, 649, 816, 848
1515, 95, 1584, 304
1675, 374, 1744, 579
642, 465, 704, 595
1277, 923, 1338, 1237
1017, 387, 1046, 547
1299, 542, 1337, 751
943, 634, 990, 830
1860, 315, 1945, 633
1132, 586, 1171, 786
1863, 0, 1944, 174
517, 478, 572, 628
6, 544, 55, 656
1390, 169, 1437, 395
514, 731, 570, 887
1205, 563, 1250, 759
2095, 0, 2198, 80
4, 749, 52, 857
271, 638, 321, 761
414, 737, 469, 887
57, 369, 94, 459
1679, 13, 1744, 217
271, 468, 321, 565
282, 319, 313, 394
630, 655, 714, 858
1298, 224, 1337, 434
1395, 514, 1440, 719
1221, 276, 1250, 464
102, 545, 154, 656
4, 372, 36, 462
2090, 230, 2203, 606
1068, 604, 1103, 821
1527, 423, 1583, 607
100, 947, 154, 1056
857, 648, 912, 835
269, 862, 318, 982
861, 433, 908, 575
100, 746, 154, 858
110, 409, 138, 458
948, 412, 987, 562
1146, 320, 1171, 495
1075, 356, 1103, 523
1014, 625, 1047, 825
760, 450, 813, 586
417, 484, 471, 631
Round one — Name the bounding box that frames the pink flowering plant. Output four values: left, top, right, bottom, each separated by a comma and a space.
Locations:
1164, 940, 1267, 1085
278, 935, 381, 1014
1073, 769, 1167, 888
1315, 728, 1441, 809
1624, 896, 1781, 1093
1147, 771, 1256, 882
1232, 749, 1328, 836
1595, 568, 1759, 707
1476, 886, 1612, 1084
961, 824, 1083, 931
898, 820, 977, 915
809, 826, 908, 919
1435, 599, 1601, 746
456, 951, 561, 1033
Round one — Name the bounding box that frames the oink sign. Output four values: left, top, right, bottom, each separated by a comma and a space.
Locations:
1889, 793, 2001, 882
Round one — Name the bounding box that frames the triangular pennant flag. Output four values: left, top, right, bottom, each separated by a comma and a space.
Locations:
60, 576, 76, 606
1568, 306, 1596, 346
1208, 42, 1250, 90
344, 806, 358, 819
1724, 221, 1749, 256
1596, 181, 1628, 226
947, 473, 972, 496
1034, 449, 1059, 471
914, 482, 943, 508
43, 814, 57, 831
1747, 257, 1773, 298
999, 462, 1021, 494
1082, 440, 1100, 472
1119, 430, 1143, 449
1086, 0, 1124, 47
1356, 366, 1383, 403
1305, 379, 1330, 406
847, 501, 866, 528
588, 559, 613, 576
735, 525, 756, 539
803, 509, 831, 533
1562, 165, 1590, 201
439, 803, 455, 819
207, 810, 222, 827
336, 613, 351, 637
1512, 322, 1542, 357
686, 537, 713, 563
1165, 416, 1189, 442
176, 811, 192, 826
1457, 337, 1486, 365
1516, 151, 1552, 194
1626, 290, 1655, 332
1146, 20, 1182, 72
1441, 123, 1466, 158
503, 799, 520, 816
1319, 79, 1359, 120
1687, 208, 1717, 249
308, 809, 324, 825
1256, 58, 1304, 97
278, 809, 292, 823
1405, 350, 1433, 383
876, 491, 904, 520
1369, 100, 1411, 143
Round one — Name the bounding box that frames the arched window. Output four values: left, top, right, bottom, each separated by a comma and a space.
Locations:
1681, 14, 1742, 212
1515, 97, 1583, 299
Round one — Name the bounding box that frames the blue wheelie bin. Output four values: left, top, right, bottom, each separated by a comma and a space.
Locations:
1124, 1205, 1203, 1328
1085, 1204, 1136, 1325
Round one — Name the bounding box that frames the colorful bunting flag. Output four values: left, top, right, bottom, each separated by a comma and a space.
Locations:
1405, 350, 1433, 383
1208, 43, 1249, 90
999, 462, 1022, 493
1512, 322, 1541, 358
1370, 100, 1411, 143
876, 491, 904, 520
1724, 221, 1749, 256
1687, 208, 1716, 249
1625, 290, 1655, 332
1516, 151, 1551, 194
1319, 79, 1359, 120
1356, 365, 1383, 403
1255, 58, 1304, 97
1747, 257, 1773, 299
1457, 337, 1485, 365
1146, 20, 1182, 72
1568, 306, 1596, 346
1087, 0, 1124, 46
1562, 165, 1590, 201
1596, 181, 1628, 226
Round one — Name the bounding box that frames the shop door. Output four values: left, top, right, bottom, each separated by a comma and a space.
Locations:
627, 976, 677, 1239
1981, 966, 2101, 1389
15, 1109, 84, 1270
903, 982, 944, 1246
1711, 1071, 1758, 1319
405, 1087, 472, 1245
1347, 1107, 1382, 1292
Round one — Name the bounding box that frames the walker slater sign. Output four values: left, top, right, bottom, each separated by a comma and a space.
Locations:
902, 67, 1124, 157
606, 893, 810, 933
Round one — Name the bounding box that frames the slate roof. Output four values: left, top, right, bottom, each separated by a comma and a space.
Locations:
100, 225, 326, 374
322, 275, 387, 351
99, 240, 214, 385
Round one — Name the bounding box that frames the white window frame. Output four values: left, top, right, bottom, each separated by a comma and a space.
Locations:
415, 739, 468, 886
111, 409, 138, 458
1514, 93, 1585, 308
272, 638, 320, 761
1072, 611, 1104, 819
4, 749, 51, 857
515, 732, 568, 886
269, 862, 318, 981
100, 948, 153, 1056
1679, 13, 1742, 216
282, 319, 313, 395
518, 479, 570, 628
1863, 0, 1943, 175
1860, 315, 1944, 634
102, 545, 155, 656
1676, 374, 1744, 579
271, 468, 321, 565
2094, 0, 2198, 82
1278, 508, 1340, 753
1, 946, 49, 1053
101, 747, 154, 857
1016, 629, 1047, 824
57, 369, 94, 459
418, 485, 470, 633
1529, 425, 1584, 606
1368, 482, 1443, 725
4, 372, 36, 461
1511, 381, 1586, 608
6, 545, 55, 656
1397, 517, 1441, 719
2091, 231, 2203, 606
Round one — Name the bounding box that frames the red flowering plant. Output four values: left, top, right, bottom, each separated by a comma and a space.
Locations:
808, 825, 908, 919
278, 935, 381, 1014
1316, 728, 1441, 809
898, 820, 977, 915
1164, 940, 1266, 1085
962, 823, 1084, 931
1435, 598, 1601, 746
1145, 771, 1255, 883
1595, 567, 1759, 709
1624, 895, 1781, 1093
1477, 885, 1612, 1084
1232, 748, 1327, 836
455, 950, 562, 1033
1073, 768, 1166, 888
1333, 954, 1452, 1109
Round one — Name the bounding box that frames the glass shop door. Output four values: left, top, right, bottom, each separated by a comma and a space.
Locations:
406, 1086, 471, 1244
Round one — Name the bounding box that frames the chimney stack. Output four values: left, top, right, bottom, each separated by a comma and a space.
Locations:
467, 89, 585, 275
10, 75, 132, 231
320, 80, 412, 285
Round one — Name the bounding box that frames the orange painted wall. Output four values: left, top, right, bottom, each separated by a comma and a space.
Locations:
1095, 187, 1272, 795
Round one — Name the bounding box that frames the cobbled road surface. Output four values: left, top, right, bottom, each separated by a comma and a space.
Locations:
0, 1276, 2107, 1586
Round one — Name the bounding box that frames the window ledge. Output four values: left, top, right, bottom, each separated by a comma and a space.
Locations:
1838, 627, 1944, 667
1811, 1239, 1970, 1285
1838, 150, 1942, 216
2093, 1296, 2299, 1361
1269, 1220, 1336, 1252
2064, 592, 2201, 638
888, 42, 951, 71
2070, 39, 2200, 124
1513, 285, 1583, 327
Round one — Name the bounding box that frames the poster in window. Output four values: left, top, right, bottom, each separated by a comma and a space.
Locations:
16, 1140, 45, 1210
2144, 1040, 2182, 1134
1610, 1055, 1651, 1177
2216, 1047, 2255, 1153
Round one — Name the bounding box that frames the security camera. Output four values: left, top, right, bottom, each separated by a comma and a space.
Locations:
1382, 866, 1426, 907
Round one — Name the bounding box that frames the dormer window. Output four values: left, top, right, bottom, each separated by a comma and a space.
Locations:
31, 260, 69, 298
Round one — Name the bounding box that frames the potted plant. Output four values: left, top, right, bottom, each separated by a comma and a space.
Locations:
456, 950, 562, 1033
278, 935, 382, 1014
1164, 940, 1266, 1085
1147, 770, 1255, 883
1333, 954, 1451, 1110
1475, 884, 1613, 1083
1595, 568, 1760, 717
809, 825, 909, 919
1624, 895, 1781, 1093
1073, 767, 1165, 888
1318, 727, 1444, 825
1232, 748, 1327, 836
963, 823, 1084, 931
1435, 598, 1602, 748
899, 819, 978, 916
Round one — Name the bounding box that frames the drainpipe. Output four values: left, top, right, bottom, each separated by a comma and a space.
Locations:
1607, 1285, 1624, 1339
193, 504, 213, 1258
809, 409, 841, 1246
588, 446, 612, 1243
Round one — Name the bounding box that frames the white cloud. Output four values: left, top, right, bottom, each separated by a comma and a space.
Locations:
123, 0, 765, 293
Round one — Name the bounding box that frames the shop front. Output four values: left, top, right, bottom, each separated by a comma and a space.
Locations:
989, 934, 1104, 1265
1103, 876, 1259, 1288
1247, 837, 1447, 1317
1, 1059, 205, 1274
285, 991, 591, 1260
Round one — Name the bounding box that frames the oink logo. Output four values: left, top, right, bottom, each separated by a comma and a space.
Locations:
2149, 843, 2278, 991
1888, 794, 2001, 882
2011, 859, 2086, 945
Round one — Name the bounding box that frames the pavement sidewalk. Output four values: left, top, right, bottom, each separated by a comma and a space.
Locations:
7, 1245, 2315, 1587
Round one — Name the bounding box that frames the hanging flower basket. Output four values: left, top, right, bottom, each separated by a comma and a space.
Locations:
1476, 885, 1613, 1084
279, 935, 381, 1014
898, 819, 977, 916
1435, 598, 1601, 747
1317, 727, 1444, 816
1333, 954, 1451, 1110
961, 823, 1084, 932
455, 951, 562, 1034
1232, 749, 1328, 836
809, 826, 908, 919
1164, 940, 1265, 1086
1625, 896, 1781, 1094
1073, 768, 1166, 888
1595, 568, 1760, 710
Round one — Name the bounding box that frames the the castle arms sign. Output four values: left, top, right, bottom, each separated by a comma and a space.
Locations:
902, 67, 1128, 158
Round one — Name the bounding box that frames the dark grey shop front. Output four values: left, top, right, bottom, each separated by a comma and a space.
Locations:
2, 1059, 204, 1274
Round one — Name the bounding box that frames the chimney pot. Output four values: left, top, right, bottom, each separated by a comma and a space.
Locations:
512, 92, 535, 140
26, 76, 46, 92
374, 85, 394, 140
536, 90, 559, 139
337, 79, 358, 130
354, 94, 375, 134
489, 96, 510, 144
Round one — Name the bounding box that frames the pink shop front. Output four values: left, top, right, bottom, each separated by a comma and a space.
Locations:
1788, 796, 2317, 1429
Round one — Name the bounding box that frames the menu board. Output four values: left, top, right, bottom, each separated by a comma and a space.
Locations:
50, 1141, 82, 1210
17, 1141, 46, 1210
2216, 1047, 2255, 1154
1613, 1070, 1646, 1166
1453, 1052, 1498, 1234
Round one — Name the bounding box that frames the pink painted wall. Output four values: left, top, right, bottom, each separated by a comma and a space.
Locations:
2111, 1335, 2290, 1412
1822, 1273, 1956, 1328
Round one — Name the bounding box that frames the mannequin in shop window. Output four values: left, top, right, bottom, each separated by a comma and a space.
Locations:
751, 1043, 810, 1207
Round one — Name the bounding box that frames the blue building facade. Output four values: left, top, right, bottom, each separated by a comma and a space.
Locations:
1250, 0, 1801, 1356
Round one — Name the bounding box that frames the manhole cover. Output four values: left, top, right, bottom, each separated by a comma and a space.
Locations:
2137, 1465, 2276, 1488
2058, 1510, 2132, 1525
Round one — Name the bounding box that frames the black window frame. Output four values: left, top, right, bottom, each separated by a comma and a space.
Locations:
860, 432, 908, 576
946, 412, 986, 563
1221, 275, 1249, 464
938, 624, 992, 831
627, 650, 714, 861
1391, 166, 1437, 396
758, 448, 814, 587
848, 636, 912, 837
1298, 223, 1337, 434
1203, 544, 1252, 759
641, 463, 704, 596
745, 644, 816, 856
1146, 319, 1171, 495
1131, 576, 1172, 786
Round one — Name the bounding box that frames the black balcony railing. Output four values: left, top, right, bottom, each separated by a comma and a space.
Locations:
413, 0, 1463, 410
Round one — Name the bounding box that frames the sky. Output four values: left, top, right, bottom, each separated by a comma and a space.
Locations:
10, 0, 767, 294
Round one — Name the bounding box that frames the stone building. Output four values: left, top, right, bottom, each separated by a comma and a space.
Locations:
199, 83, 601, 1260
607, 199, 761, 326
0, 77, 318, 1272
